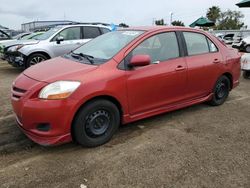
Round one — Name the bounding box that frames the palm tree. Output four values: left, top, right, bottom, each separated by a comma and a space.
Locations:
206, 6, 221, 23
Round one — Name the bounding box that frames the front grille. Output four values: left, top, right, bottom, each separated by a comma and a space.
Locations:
12, 86, 27, 100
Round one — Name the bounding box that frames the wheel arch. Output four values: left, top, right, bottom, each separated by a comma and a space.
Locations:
27, 51, 51, 60
222, 72, 233, 90
70, 95, 124, 141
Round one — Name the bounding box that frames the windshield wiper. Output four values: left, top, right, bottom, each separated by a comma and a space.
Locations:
71, 52, 94, 64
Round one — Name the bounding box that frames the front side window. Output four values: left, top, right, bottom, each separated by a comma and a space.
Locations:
83, 27, 101, 39
132, 32, 180, 63
55, 27, 81, 41
183, 32, 209, 56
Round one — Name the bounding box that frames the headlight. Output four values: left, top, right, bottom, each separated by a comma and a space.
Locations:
8, 45, 24, 52
39, 81, 81, 100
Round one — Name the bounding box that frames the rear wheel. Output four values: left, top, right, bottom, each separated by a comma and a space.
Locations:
243, 71, 250, 79
209, 76, 230, 106
72, 100, 120, 147
26, 53, 48, 68
245, 45, 250, 53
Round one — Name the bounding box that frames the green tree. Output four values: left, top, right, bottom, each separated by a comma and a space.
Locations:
155, 19, 165, 26
217, 10, 244, 30
206, 6, 221, 23
171, 20, 185, 26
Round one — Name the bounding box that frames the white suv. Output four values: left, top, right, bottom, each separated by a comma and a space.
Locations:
9, 24, 111, 68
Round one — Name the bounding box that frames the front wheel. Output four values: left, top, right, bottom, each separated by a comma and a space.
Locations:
243, 71, 250, 79
25, 53, 48, 68
72, 100, 120, 147
209, 76, 230, 106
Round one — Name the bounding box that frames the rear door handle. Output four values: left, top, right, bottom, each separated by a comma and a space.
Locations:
175, 65, 185, 71
213, 59, 220, 64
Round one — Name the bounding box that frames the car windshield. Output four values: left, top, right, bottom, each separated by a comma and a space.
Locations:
33, 27, 62, 40
73, 30, 144, 62
21, 33, 43, 40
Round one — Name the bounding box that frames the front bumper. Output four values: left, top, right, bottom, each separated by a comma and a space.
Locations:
11, 74, 77, 146
6, 53, 25, 67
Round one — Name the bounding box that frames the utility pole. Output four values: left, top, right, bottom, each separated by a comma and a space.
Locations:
170, 12, 174, 25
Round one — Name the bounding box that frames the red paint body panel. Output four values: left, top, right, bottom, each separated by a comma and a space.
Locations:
11, 26, 241, 146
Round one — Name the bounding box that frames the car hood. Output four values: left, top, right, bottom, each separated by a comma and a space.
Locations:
0, 39, 15, 44
23, 57, 98, 83
3, 39, 38, 48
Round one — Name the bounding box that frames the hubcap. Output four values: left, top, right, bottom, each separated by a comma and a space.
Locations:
85, 110, 111, 138
30, 56, 45, 65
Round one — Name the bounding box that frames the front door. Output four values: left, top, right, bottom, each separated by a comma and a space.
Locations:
126, 32, 188, 115
50, 26, 83, 57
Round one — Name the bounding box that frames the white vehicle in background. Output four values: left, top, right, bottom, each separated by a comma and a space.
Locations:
241, 54, 250, 79
233, 36, 250, 53
9, 24, 111, 68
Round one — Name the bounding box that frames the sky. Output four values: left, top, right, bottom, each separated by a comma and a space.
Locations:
0, 0, 249, 30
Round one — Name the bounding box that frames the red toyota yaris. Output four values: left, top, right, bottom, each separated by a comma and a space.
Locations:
11, 27, 241, 147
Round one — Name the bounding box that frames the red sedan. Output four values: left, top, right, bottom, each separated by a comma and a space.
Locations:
11, 27, 241, 147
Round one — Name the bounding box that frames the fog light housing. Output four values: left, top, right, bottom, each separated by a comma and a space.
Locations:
36, 123, 51, 132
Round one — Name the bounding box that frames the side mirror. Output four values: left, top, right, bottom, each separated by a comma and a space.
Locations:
129, 54, 151, 67
56, 36, 64, 44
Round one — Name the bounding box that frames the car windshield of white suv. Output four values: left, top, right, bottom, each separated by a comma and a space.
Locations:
33, 27, 62, 40
71, 30, 144, 64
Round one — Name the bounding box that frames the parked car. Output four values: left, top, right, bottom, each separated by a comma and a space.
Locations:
0, 32, 45, 63
0, 30, 11, 41
8, 24, 111, 68
216, 33, 244, 45
241, 54, 250, 79
11, 26, 241, 147
232, 36, 250, 53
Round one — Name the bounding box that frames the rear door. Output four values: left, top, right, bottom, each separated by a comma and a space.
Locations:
126, 32, 188, 115
182, 32, 222, 99
50, 26, 82, 57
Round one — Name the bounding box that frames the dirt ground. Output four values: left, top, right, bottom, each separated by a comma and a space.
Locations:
0, 60, 250, 188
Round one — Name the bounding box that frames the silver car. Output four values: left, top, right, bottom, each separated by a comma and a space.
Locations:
9, 24, 111, 68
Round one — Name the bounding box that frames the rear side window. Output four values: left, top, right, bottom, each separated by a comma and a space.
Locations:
183, 32, 209, 56
100, 28, 110, 34
132, 32, 180, 63
83, 27, 101, 39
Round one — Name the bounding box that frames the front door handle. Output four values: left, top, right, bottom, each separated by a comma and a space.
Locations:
175, 65, 185, 71
213, 59, 220, 64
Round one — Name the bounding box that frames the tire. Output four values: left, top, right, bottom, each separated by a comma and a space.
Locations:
25, 53, 48, 68
243, 71, 250, 79
209, 76, 230, 106
245, 45, 250, 53
72, 99, 120, 147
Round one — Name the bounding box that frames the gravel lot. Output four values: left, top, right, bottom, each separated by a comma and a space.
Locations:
0, 60, 250, 188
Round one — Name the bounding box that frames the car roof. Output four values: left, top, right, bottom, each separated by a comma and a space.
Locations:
56, 24, 111, 29
120, 26, 202, 33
